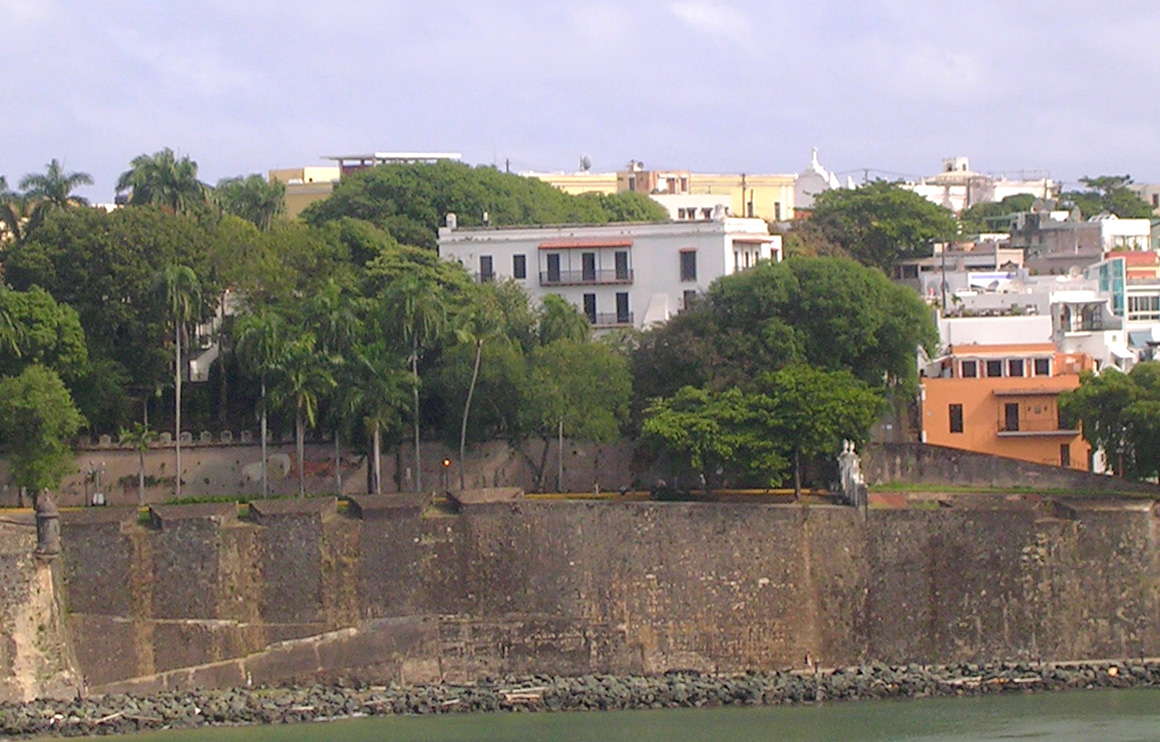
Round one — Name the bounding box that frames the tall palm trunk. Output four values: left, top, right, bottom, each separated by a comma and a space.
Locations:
458, 338, 483, 491
334, 430, 342, 494
793, 448, 803, 500
174, 317, 182, 500
411, 341, 422, 493
372, 421, 383, 496
296, 402, 306, 498
137, 447, 146, 508
260, 378, 269, 497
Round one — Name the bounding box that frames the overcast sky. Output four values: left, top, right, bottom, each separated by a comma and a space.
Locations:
3, 0, 1158, 202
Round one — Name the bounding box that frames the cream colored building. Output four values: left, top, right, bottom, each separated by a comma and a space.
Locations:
526, 160, 796, 222
269, 166, 341, 219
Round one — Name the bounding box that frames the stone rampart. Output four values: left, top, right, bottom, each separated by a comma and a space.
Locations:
53, 495, 1160, 693
863, 442, 1159, 496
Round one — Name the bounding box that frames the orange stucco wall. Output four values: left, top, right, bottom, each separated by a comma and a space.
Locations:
921, 374, 1089, 470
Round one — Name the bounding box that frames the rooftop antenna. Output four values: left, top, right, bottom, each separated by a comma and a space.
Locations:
579, 155, 592, 172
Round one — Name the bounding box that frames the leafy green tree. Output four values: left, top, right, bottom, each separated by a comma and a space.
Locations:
518, 339, 631, 491
303, 161, 667, 250
633, 256, 937, 411
2, 206, 221, 402
215, 174, 286, 231
0, 365, 85, 495
249, 221, 358, 304
19, 159, 92, 230
809, 180, 957, 271
155, 264, 201, 499
118, 422, 157, 506
752, 365, 882, 497
117, 148, 209, 215
269, 333, 337, 497
641, 386, 782, 497
1060, 175, 1153, 219
1060, 362, 1160, 480
0, 286, 88, 381
959, 194, 1036, 235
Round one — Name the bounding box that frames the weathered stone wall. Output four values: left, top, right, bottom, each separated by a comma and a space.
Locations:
0, 439, 635, 508
863, 442, 1159, 495
52, 495, 1160, 694
0, 517, 79, 702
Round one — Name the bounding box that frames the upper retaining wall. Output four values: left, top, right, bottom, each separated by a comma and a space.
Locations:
864, 442, 1159, 495
55, 494, 1160, 693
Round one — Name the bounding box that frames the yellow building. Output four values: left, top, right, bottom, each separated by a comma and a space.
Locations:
526, 161, 797, 221
268, 166, 340, 220
530, 171, 618, 196
688, 173, 795, 222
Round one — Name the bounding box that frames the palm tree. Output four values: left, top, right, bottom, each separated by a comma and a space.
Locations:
270, 334, 336, 497
304, 281, 358, 492
117, 148, 208, 215
215, 174, 286, 231
0, 176, 28, 242
453, 297, 502, 490
154, 265, 201, 500
337, 340, 409, 495
119, 423, 157, 507
383, 274, 449, 493
234, 308, 287, 497
19, 159, 92, 227
0, 304, 20, 358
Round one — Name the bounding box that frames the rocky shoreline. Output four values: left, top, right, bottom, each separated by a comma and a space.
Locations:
3, 660, 1159, 739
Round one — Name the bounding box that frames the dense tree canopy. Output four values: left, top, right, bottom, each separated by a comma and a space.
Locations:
1059, 175, 1153, 220
215, 174, 286, 231
0, 286, 88, 382
302, 161, 668, 249
0, 365, 86, 494
633, 256, 937, 411
959, 194, 1037, 235
1059, 362, 1160, 481
2, 206, 219, 394
808, 180, 958, 271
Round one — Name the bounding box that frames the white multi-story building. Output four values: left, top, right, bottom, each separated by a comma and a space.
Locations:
902, 157, 1057, 215
438, 215, 781, 330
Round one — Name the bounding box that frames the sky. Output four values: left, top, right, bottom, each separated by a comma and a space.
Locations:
3, 0, 1159, 202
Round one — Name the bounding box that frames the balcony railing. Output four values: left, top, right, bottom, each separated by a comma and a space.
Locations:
998, 418, 1079, 436
591, 312, 634, 327
541, 269, 633, 286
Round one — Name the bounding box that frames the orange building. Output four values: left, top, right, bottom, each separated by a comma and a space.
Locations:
921, 342, 1092, 470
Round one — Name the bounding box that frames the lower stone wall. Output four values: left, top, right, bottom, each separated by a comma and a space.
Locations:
0, 439, 635, 508
863, 442, 1158, 495
53, 495, 1160, 693
0, 519, 79, 702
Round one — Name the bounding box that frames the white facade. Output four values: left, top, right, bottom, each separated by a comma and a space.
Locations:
438, 217, 781, 330
793, 148, 848, 211
901, 157, 1056, 215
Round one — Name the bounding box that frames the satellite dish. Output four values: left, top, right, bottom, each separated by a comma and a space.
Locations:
579, 155, 592, 172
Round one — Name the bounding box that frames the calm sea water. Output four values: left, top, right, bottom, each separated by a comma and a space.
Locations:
59, 689, 1160, 742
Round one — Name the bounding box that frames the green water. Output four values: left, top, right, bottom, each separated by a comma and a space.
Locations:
60, 689, 1160, 741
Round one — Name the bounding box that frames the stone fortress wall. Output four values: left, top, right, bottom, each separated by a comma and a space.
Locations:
53, 493, 1160, 696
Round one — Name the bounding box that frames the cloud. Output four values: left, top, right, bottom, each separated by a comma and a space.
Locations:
670, 0, 757, 53
0, 0, 55, 26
